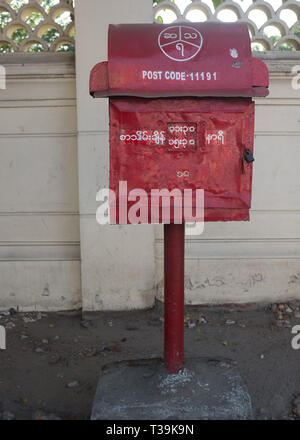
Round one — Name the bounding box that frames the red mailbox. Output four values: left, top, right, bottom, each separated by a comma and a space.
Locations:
90, 22, 268, 223
90, 22, 269, 373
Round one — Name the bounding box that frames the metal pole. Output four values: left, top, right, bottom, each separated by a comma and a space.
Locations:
164, 223, 185, 373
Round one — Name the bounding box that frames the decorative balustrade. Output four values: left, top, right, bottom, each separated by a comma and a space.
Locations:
153, 0, 300, 51
0, 0, 74, 52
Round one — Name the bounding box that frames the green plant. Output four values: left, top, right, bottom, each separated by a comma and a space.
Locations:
153, 1, 294, 52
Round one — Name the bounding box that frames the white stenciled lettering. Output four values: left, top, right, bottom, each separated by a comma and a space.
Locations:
164, 71, 186, 81
183, 32, 197, 40
142, 70, 218, 82
168, 125, 195, 134
177, 170, 190, 178
206, 130, 225, 145
142, 70, 163, 80
120, 130, 166, 146
169, 138, 188, 148
176, 42, 184, 57
164, 33, 177, 39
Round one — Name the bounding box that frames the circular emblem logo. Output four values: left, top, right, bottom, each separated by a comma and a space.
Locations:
158, 25, 203, 62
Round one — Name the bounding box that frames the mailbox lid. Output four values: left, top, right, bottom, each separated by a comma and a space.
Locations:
104, 22, 267, 98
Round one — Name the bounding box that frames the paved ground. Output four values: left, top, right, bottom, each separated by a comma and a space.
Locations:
91, 358, 253, 420
0, 301, 300, 420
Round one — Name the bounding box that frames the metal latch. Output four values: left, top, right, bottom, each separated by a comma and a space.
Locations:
243, 148, 254, 163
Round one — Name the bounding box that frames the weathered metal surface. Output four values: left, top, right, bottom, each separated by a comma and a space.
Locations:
89, 23, 269, 224
164, 223, 185, 373
89, 61, 108, 95
109, 97, 254, 223
88, 21, 269, 379
90, 23, 269, 98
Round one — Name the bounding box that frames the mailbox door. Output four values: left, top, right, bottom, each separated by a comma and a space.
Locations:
109, 97, 254, 224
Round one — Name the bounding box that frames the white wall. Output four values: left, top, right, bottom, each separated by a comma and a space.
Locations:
155, 65, 300, 304
0, 53, 81, 311
75, 0, 156, 312
0, 1, 299, 312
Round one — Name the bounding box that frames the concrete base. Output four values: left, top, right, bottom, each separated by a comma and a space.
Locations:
91, 358, 253, 420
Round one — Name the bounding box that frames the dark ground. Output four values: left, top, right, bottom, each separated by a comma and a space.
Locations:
0, 301, 300, 420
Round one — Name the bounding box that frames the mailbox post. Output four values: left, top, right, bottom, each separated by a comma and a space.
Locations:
90, 22, 269, 374
164, 223, 185, 373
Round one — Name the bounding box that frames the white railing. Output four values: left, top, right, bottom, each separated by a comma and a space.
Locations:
0, 0, 74, 52
153, 0, 300, 51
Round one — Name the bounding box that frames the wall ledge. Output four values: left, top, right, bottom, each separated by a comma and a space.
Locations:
1, 51, 298, 76
0, 52, 75, 65
0, 53, 75, 78
254, 52, 300, 74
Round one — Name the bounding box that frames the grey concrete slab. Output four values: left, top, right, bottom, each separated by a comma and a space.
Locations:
91, 357, 253, 420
